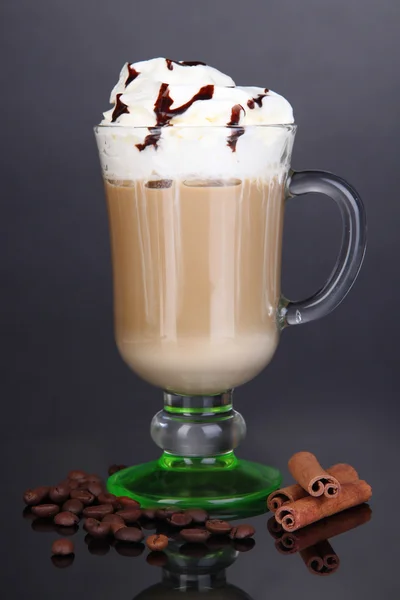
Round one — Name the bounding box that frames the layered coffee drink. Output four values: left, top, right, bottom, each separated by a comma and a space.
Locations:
96, 58, 295, 394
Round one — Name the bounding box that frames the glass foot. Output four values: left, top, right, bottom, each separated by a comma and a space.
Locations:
107, 452, 281, 519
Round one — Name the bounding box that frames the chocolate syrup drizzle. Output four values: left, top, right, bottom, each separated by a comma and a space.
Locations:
226, 104, 245, 152
136, 127, 162, 152
125, 65, 140, 87
247, 88, 269, 109
154, 82, 215, 126
166, 59, 207, 70
111, 94, 129, 122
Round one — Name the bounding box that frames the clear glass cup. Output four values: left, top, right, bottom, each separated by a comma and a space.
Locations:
95, 124, 366, 517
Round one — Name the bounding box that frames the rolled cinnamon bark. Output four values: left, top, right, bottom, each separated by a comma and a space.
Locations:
267, 463, 358, 512
275, 480, 372, 532
274, 503, 371, 554
288, 452, 344, 497
267, 516, 284, 539
300, 540, 340, 576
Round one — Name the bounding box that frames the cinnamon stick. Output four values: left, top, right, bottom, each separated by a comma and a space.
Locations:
288, 452, 344, 498
300, 540, 340, 576
274, 503, 371, 554
275, 480, 372, 532
267, 516, 284, 539
267, 463, 358, 512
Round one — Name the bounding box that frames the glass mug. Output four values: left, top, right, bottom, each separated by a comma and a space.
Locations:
95, 124, 366, 517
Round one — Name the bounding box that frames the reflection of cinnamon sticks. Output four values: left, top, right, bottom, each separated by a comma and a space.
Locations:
276, 480, 372, 532
267, 515, 284, 539
289, 452, 343, 498
273, 503, 371, 554
267, 463, 358, 512
300, 540, 340, 576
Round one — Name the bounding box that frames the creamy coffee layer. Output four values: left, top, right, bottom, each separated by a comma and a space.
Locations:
105, 177, 285, 394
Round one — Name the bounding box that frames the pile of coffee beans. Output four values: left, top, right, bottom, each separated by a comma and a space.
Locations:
23, 465, 256, 568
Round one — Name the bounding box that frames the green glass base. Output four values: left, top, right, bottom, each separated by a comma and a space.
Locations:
107, 452, 281, 519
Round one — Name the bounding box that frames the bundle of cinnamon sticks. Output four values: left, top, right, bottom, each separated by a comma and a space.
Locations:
267, 451, 372, 532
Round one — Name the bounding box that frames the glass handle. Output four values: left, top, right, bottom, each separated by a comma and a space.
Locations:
280, 169, 367, 327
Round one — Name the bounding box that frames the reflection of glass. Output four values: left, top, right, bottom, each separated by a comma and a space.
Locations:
95, 125, 367, 515
133, 540, 252, 600
268, 503, 372, 576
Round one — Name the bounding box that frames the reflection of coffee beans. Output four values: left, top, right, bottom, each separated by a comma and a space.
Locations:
168, 512, 192, 527
23, 486, 49, 505
62, 499, 84, 515
51, 555, 75, 568
116, 508, 142, 523
146, 551, 168, 567
229, 524, 255, 539
115, 526, 144, 543
31, 504, 60, 518
31, 518, 56, 533
70, 490, 95, 505
186, 508, 208, 523
146, 534, 169, 551
83, 504, 114, 519
83, 518, 111, 538
180, 543, 208, 558
51, 538, 74, 556
180, 528, 210, 543
88, 539, 110, 556
115, 542, 144, 557
207, 535, 232, 550
49, 485, 70, 504
54, 511, 80, 527
205, 519, 232, 535
233, 538, 256, 552
55, 525, 79, 537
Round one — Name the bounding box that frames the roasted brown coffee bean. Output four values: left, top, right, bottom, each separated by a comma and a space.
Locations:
66, 479, 80, 490
55, 525, 79, 537
141, 508, 157, 520
23, 486, 49, 506
232, 538, 255, 552
108, 464, 127, 476
31, 504, 60, 518
83, 518, 111, 538
54, 511, 80, 527
49, 485, 70, 504
115, 526, 144, 543
180, 528, 210, 543
83, 504, 114, 519
88, 539, 110, 556
87, 482, 104, 497
51, 555, 75, 568
207, 535, 232, 550
146, 551, 168, 567
70, 489, 95, 505
155, 507, 179, 520
146, 534, 169, 551
229, 524, 255, 539
180, 543, 208, 558
186, 508, 208, 523
51, 538, 74, 555
205, 519, 232, 535
85, 474, 103, 484
116, 508, 142, 523
115, 542, 144, 557
31, 518, 57, 533
117, 496, 141, 509
62, 499, 84, 515
68, 470, 87, 481
102, 514, 125, 525
110, 521, 126, 535
97, 492, 118, 506
168, 512, 192, 527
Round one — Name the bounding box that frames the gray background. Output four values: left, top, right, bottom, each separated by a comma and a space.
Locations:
1, 0, 399, 598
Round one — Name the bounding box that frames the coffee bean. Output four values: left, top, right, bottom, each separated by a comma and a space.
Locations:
88, 539, 110, 556
180, 543, 208, 558
85, 474, 103, 484
55, 525, 79, 537
97, 492, 118, 506
68, 470, 87, 481
49, 485, 70, 504
232, 538, 255, 552
146, 534, 168, 551
229, 524, 255, 539
108, 464, 127, 476
186, 508, 208, 523
141, 508, 157, 520
83, 518, 111, 538
31, 504, 60, 518
87, 482, 104, 497
115, 526, 144, 543
51, 538, 74, 555
205, 519, 232, 535
31, 518, 57, 533
146, 551, 168, 567
168, 512, 193, 527
54, 511, 80, 527
70, 490, 95, 505
51, 555, 75, 568
116, 508, 142, 523
102, 514, 125, 525
66, 480, 80, 490
180, 528, 210, 543
62, 499, 84, 515
116, 496, 141, 509
155, 507, 180, 520
83, 504, 114, 519
23, 486, 49, 506
115, 542, 144, 557
207, 535, 232, 550
110, 521, 126, 535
